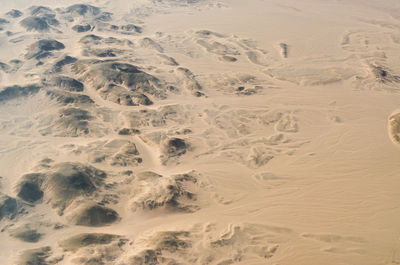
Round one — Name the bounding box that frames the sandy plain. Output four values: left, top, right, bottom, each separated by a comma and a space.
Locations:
0, 0, 400, 264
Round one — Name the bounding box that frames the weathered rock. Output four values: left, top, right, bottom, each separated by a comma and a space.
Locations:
0, 84, 40, 102
59, 233, 121, 251
66, 4, 100, 16
25, 39, 65, 60
16, 247, 52, 265
16, 173, 44, 203
6, 9, 23, 18
72, 24, 91, 33
49, 76, 84, 92
53, 55, 77, 72
0, 193, 18, 220
69, 204, 120, 227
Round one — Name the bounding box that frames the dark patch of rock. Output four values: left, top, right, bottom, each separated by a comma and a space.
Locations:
72, 60, 161, 105
221, 55, 237, 62
96, 12, 113, 22
163, 138, 187, 157
16, 247, 52, 265
45, 162, 106, 212
66, 4, 100, 16
0, 62, 9, 72
370, 64, 400, 84
0, 18, 9, 25
0, 193, 18, 220
10, 225, 43, 242
69, 204, 120, 227
53, 55, 77, 72
72, 24, 91, 32
20, 14, 59, 32
121, 24, 142, 33
118, 128, 141, 135
6, 9, 23, 18
46, 90, 93, 105
50, 76, 84, 92
59, 233, 121, 251
79, 34, 103, 45
0, 84, 40, 102
54, 108, 93, 136
140, 37, 164, 52
25, 39, 65, 60
16, 173, 44, 203
29, 6, 54, 16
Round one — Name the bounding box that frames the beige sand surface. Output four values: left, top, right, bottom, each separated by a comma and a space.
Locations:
0, 0, 400, 264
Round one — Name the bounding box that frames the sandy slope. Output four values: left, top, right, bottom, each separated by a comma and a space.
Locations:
0, 0, 400, 264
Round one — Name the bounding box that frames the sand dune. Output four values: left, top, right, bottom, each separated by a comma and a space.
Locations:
0, 0, 400, 264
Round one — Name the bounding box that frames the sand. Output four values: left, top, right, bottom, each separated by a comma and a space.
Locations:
0, 0, 400, 264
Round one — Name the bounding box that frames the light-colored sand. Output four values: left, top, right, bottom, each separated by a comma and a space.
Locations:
1, 0, 400, 264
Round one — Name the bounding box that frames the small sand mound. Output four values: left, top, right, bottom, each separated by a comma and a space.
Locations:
389, 112, 400, 145
136, 171, 163, 181
176, 67, 203, 95
195, 29, 226, 38
196, 39, 240, 56
265, 66, 355, 86
158, 54, 179, 66
140, 37, 164, 52
221, 55, 237, 62
68, 203, 120, 227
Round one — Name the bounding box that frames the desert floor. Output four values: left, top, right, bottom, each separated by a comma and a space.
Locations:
0, 0, 400, 264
